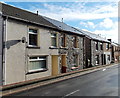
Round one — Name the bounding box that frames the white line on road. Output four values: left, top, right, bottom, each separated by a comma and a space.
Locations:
62, 89, 80, 97
102, 68, 106, 71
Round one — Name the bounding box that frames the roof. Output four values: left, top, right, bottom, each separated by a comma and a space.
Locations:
0, 2, 58, 29
43, 16, 84, 36
0, 2, 84, 36
74, 28, 110, 43
111, 42, 120, 46
0, 2, 111, 42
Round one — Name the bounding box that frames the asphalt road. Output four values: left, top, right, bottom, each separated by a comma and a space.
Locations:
12, 64, 119, 97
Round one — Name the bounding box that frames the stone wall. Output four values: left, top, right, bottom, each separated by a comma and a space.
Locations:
91, 40, 104, 66
58, 33, 84, 72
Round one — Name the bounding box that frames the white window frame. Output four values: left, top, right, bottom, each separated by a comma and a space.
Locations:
100, 43, 103, 50
28, 56, 47, 72
106, 43, 109, 50
95, 55, 99, 65
28, 28, 38, 47
51, 33, 57, 48
95, 42, 98, 51
61, 33, 67, 47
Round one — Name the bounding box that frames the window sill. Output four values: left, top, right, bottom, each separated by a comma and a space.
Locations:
73, 48, 79, 49
26, 69, 48, 75
27, 46, 40, 49
49, 46, 58, 49
60, 47, 68, 50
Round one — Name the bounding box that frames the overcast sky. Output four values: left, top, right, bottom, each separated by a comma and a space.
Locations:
5, 1, 118, 43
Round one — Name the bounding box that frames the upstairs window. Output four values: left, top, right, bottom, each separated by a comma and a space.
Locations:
51, 33, 57, 47
29, 28, 38, 46
106, 43, 109, 50
73, 36, 78, 48
100, 43, 103, 50
61, 34, 67, 47
95, 42, 98, 50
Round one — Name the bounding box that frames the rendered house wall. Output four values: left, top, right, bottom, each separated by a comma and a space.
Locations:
5, 19, 58, 84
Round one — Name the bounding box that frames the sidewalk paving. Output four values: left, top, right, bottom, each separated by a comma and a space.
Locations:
1, 63, 118, 96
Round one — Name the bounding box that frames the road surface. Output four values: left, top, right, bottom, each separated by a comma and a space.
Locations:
11, 64, 119, 97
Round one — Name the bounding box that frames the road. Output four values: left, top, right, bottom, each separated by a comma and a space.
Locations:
11, 64, 119, 97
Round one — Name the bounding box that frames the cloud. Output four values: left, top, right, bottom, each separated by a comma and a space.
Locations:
19, 2, 118, 43
30, 2, 117, 21
3, 0, 120, 2
99, 18, 114, 28
80, 21, 95, 28
93, 21, 118, 43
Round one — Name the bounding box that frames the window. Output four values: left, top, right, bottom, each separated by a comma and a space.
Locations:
95, 55, 99, 65
51, 33, 57, 47
107, 55, 110, 61
106, 43, 109, 50
28, 56, 47, 72
73, 36, 78, 48
28, 28, 38, 46
73, 54, 78, 67
95, 42, 98, 50
61, 34, 66, 47
100, 43, 103, 50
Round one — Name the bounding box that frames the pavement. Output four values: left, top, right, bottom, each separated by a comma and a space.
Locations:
10, 63, 119, 97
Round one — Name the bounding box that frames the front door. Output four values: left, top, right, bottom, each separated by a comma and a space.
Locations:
52, 55, 59, 76
61, 55, 67, 73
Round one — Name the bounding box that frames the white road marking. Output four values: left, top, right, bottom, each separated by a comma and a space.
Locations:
102, 68, 106, 71
64, 89, 80, 97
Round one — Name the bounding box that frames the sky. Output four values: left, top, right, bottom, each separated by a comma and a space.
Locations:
5, 2, 118, 43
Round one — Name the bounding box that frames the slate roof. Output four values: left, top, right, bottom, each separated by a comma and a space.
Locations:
73, 28, 110, 43
111, 42, 119, 46
43, 16, 110, 42
0, 3, 58, 29
0, 2, 84, 36
0, 2, 110, 42
42, 16, 84, 36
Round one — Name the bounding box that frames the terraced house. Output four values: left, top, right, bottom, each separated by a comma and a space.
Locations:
0, 3, 85, 85
0, 2, 116, 86
74, 29, 111, 68
111, 42, 120, 63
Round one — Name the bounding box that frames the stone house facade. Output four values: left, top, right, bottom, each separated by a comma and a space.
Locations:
43, 17, 84, 72
111, 42, 120, 63
75, 29, 111, 68
103, 39, 112, 65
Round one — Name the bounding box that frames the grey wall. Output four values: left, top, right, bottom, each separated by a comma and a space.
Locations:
58, 33, 84, 72
0, 14, 3, 85
119, 2, 120, 44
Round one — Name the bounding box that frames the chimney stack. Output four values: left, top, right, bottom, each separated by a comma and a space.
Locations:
107, 39, 111, 42
37, 11, 39, 15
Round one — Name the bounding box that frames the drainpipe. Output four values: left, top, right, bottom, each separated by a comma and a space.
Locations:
1, 16, 7, 86
0, 13, 4, 86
